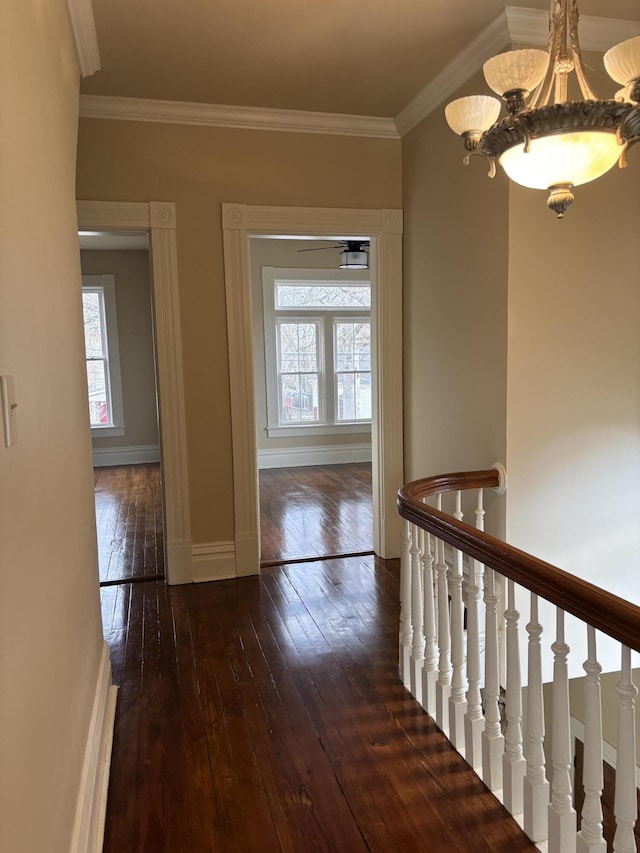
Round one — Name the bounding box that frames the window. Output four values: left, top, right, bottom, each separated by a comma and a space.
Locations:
263, 268, 371, 436
82, 275, 125, 435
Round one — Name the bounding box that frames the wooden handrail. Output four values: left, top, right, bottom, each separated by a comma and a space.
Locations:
397, 470, 640, 652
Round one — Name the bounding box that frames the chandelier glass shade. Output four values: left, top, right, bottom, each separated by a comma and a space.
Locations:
445, 1, 640, 217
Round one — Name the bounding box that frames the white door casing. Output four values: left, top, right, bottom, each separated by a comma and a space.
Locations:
222, 204, 404, 574
77, 200, 192, 585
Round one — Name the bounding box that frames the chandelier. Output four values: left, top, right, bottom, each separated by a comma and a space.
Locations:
445, 0, 640, 217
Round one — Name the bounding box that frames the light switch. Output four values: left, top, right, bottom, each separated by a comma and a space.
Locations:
1, 375, 18, 447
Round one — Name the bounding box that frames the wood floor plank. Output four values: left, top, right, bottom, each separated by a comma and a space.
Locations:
94, 464, 164, 584
259, 463, 373, 564
102, 559, 537, 852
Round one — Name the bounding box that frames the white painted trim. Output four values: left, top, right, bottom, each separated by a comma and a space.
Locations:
258, 442, 372, 470
222, 204, 403, 572
77, 200, 192, 585
192, 541, 237, 583
79, 95, 400, 140
65, 0, 100, 78
506, 7, 640, 52
267, 424, 371, 439
571, 717, 640, 789
394, 7, 640, 137
91, 426, 126, 438
69, 642, 117, 853
92, 444, 160, 467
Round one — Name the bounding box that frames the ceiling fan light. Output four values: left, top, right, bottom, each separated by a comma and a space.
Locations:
483, 49, 549, 98
339, 250, 368, 270
604, 36, 640, 88
499, 129, 623, 191
444, 95, 501, 137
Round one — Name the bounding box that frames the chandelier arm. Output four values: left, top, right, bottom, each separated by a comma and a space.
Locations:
568, 0, 598, 100
530, 2, 563, 109
463, 149, 497, 179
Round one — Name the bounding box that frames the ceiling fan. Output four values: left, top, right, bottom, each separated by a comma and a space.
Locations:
297, 240, 369, 269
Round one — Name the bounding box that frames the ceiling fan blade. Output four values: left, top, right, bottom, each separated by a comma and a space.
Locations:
296, 245, 343, 252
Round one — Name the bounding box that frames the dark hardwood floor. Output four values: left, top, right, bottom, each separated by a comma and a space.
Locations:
259, 463, 373, 565
94, 462, 371, 585
101, 557, 536, 852
94, 463, 164, 584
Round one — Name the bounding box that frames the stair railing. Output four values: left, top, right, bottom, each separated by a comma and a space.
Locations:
397, 466, 640, 853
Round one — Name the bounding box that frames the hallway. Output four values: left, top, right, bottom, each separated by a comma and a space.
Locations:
100, 556, 536, 852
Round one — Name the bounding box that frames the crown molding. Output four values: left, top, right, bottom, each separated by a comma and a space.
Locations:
394, 6, 640, 137
395, 9, 511, 137
79, 94, 400, 139
66, 0, 100, 78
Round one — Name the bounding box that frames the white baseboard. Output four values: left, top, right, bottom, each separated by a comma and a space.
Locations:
92, 443, 160, 467
192, 540, 237, 582
166, 538, 194, 585
258, 442, 372, 469
69, 641, 118, 853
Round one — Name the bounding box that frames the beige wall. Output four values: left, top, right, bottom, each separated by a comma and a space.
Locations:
250, 237, 371, 454
76, 121, 400, 543
81, 249, 159, 450
401, 71, 509, 535
506, 149, 640, 675
0, 3, 105, 851
506, 160, 640, 592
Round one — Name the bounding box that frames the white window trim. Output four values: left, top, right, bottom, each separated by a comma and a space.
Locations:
262, 267, 371, 437
82, 274, 125, 437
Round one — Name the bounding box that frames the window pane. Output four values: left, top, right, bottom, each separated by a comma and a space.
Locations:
337, 373, 371, 421
336, 322, 371, 371
276, 284, 370, 309
278, 323, 317, 372
86, 360, 110, 425
280, 373, 319, 423
82, 292, 104, 359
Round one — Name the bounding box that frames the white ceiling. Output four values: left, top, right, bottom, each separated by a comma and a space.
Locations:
81, 1, 640, 119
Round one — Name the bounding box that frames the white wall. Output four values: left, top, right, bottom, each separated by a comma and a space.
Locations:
0, 3, 106, 851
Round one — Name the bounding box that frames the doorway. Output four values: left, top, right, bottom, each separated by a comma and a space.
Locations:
222, 203, 404, 575
250, 234, 375, 565
77, 200, 192, 585
80, 232, 164, 584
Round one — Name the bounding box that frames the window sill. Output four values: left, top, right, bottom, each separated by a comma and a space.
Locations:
91, 425, 126, 438
266, 423, 371, 439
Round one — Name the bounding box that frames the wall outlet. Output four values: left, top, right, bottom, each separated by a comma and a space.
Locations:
1, 375, 18, 447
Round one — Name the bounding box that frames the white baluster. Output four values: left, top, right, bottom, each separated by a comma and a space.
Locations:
503, 578, 526, 818
613, 646, 638, 853
399, 518, 412, 687
577, 626, 606, 853
464, 488, 485, 772
448, 490, 467, 751
523, 593, 550, 843
548, 608, 576, 853
410, 523, 425, 703
421, 525, 438, 716
482, 563, 504, 791
435, 495, 452, 735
